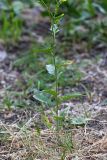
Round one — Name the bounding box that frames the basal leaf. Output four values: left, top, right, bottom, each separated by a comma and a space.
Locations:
33, 90, 54, 106
71, 117, 89, 125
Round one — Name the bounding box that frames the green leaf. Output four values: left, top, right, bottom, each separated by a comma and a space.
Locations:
12, 1, 24, 15
41, 115, 52, 128
50, 24, 59, 35
59, 106, 70, 118
44, 89, 57, 96
60, 0, 67, 3
0, 2, 8, 10
33, 47, 52, 54
60, 93, 82, 102
71, 117, 89, 125
46, 64, 55, 75
54, 115, 64, 121
55, 14, 64, 24
33, 90, 53, 106
93, 3, 106, 14
84, 0, 95, 16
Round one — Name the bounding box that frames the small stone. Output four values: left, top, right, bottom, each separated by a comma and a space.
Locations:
0, 50, 7, 62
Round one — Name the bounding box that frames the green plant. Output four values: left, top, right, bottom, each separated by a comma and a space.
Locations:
0, 0, 23, 43
3, 95, 13, 110
0, 11, 22, 43
33, 0, 81, 132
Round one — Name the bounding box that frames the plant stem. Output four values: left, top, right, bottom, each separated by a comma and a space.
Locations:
40, 0, 60, 132
51, 25, 59, 131
52, 1, 61, 132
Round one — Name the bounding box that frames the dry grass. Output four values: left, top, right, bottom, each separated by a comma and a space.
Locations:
0, 118, 73, 160
1, 115, 107, 160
